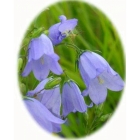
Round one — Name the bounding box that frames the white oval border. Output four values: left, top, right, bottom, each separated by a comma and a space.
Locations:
14, 0, 126, 140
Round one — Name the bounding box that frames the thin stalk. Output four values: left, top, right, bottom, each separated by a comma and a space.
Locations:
64, 43, 83, 54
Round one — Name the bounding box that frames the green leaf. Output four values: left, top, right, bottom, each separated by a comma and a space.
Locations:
19, 83, 26, 95
18, 58, 23, 72
100, 113, 112, 122
61, 125, 75, 137
44, 77, 61, 89
95, 103, 104, 117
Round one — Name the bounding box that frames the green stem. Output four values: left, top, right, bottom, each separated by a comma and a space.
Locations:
65, 43, 83, 54
63, 70, 70, 81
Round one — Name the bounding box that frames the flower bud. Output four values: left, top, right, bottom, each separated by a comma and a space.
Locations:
44, 77, 61, 89
18, 58, 23, 72
19, 83, 26, 95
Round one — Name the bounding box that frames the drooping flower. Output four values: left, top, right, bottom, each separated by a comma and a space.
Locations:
62, 80, 87, 117
27, 78, 61, 117
24, 98, 65, 133
22, 34, 63, 81
48, 15, 78, 45
79, 51, 124, 105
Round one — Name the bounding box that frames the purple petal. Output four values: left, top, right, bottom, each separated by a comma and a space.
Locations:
92, 52, 118, 76
79, 51, 113, 87
27, 78, 51, 97
40, 86, 61, 117
31, 54, 62, 80
62, 81, 87, 117
59, 15, 67, 23
32, 55, 50, 81
36, 91, 44, 100
91, 52, 108, 68
79, 61, 91, 87
100, 71, 124, 91
69, 81, 87, 112
82, 88, 89, 96
51, 123, 62, 132
48, 23, 61, 45
22, 61, 32, 77
107, 64, 118, 75
26, 90, 35, 97
24, 98, 65, 133
79, 52, 97, 82
48, 54, 63, 75
28, 34, 54, 61
73, 109, 77, 113
50, 61, 63, 75
88, 78, 107, 105
87, 102, 93, 108
49, 53, 59, 61
48, 16, 78, 45
62, 84, 74, 117
83, 52, 108, 75
59, 19, 78, 33
34, 78, 51, 93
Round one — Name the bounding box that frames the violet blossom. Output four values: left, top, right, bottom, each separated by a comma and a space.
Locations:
79, 51, 124, 105
48, 15, 78, 45
22, 34, 63, 81
62, 80, 87, 117
27, 78, 61, 118
24, 98, 65, 133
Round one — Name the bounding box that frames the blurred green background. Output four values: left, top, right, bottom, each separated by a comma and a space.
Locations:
18, 0, 125, 138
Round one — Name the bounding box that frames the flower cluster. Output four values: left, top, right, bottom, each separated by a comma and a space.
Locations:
21, 15, 124, 133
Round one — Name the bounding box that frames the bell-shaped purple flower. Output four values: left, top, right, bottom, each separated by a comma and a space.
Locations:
48, 15, 78, 45
62, 80, 87, 117
24, 98, 65, 133
27, 78, 61, 117
22, 34, 63, 81
79, 51, 124, 105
